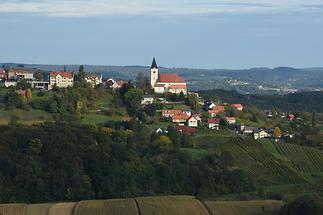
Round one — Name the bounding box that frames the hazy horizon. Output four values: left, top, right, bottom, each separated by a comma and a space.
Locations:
1, 0, 323, 69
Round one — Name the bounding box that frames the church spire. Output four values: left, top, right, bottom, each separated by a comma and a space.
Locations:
151, 57, 158, 69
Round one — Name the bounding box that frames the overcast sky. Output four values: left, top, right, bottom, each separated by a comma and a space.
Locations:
0, 0, 323, 69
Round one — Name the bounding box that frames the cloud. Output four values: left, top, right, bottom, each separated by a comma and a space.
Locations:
0, 0, 322, 17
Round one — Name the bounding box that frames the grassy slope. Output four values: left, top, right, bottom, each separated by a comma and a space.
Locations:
74, 199, 139, 215
135, 196, 209, 215
205, 200, 283, 215
0, 109, 53, 125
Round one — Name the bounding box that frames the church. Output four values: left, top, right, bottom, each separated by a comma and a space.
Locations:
150, 58, 188, 95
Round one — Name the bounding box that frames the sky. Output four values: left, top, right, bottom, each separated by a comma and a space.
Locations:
0, 0, 323, 69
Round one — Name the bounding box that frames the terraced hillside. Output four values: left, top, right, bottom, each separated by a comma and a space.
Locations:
0, 196, 284, 215
193, 136, 323, 199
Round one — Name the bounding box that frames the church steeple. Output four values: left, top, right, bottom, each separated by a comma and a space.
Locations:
150, 57, 158, 88
151, 57, 158, 69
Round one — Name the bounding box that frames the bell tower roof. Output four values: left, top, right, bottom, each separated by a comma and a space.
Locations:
151, 57, 158, 69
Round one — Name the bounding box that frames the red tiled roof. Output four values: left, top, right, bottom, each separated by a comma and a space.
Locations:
174, 125, 197, 134
0, 68, 4, 73
168, 84, 187, 89
172, 113, 190, 121
159, 74, 185, 83
116, 80, 127, 87
162, 109, 182, 115
50, 71, 73, 78
232, 104, 243, 109
208, 118, 220, 124
9, 69, 33, 75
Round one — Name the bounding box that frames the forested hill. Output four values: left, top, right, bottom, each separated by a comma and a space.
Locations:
199, 90, 323, 113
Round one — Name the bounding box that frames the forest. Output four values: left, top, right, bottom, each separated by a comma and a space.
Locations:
0, 122, 254, 203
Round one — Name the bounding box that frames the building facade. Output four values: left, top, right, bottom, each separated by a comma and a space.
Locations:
49, 72, 74, 89
150, 58, 187, 95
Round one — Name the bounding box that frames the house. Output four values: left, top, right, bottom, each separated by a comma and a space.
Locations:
225, 117, 236, 124
141, 95, 155, 105
288, 114, 295, 121
49, 71, 74, 89
187, 116, 198, 127
154, 128, 164, 134
207, 118, 220, 130
106, 79, 128, 90
183, 110, 192, 116
8, 69, 34, 80
172, 113, 190, 123
0, 68, 7, 80
254, 129, 270, 140
174, 125, 197, 135
231, 104, 244, 111
266, 111, 273, 118
31, 81, 50, 90
85, 73, 102, 87
204, 101, 216, 110
193, 114, 202, 122
0, 80, 17, 87
208, 106, 225, 117
242, 126, 257, 135
114, 80, 128, 89
161, 109, 183, 118
150, 58, 187, 95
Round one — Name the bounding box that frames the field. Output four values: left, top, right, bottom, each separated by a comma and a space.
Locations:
26, 203, 53, 215
74, 199, 139, 215
205, 200, 283, 215
0, 196, 287, 215
135, 196, 209, 215
0, 109, 53, 125
0, 204, 27, 215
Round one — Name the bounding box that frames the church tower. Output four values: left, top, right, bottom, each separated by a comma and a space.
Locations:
150, 57, 158, 88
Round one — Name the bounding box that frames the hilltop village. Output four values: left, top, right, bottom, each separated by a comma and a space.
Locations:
0, 59, 323, 207
0, 59, 301, 142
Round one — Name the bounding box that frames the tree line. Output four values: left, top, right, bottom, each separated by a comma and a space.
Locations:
0, 122, 254, 203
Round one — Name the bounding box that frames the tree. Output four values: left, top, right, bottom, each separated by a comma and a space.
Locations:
79, 65, 85, 80
135, 72, 150, 92
273, 127, 282, 138
34, 71, 43, 80
312, 112, 316, 127
185, 93, 200, 111
26, 89, 33, 102
124, 88, 143, 116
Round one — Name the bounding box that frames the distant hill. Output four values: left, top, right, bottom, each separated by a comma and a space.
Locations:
2, 63, 323, 92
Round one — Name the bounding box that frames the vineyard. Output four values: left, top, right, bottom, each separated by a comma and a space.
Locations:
0, 196, 284, 215
273, 142, 323, 178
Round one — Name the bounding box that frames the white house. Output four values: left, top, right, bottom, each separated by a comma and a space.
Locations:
85, 73, 102, 87
141, 95, 155, 105
226, 117, 236, 125
187, 116, 198, 127
8, 69, 34, 80
207, 118, 220, 130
